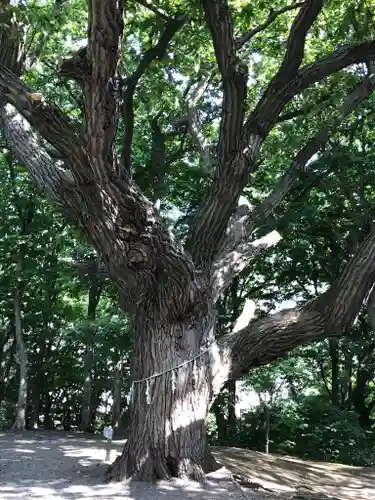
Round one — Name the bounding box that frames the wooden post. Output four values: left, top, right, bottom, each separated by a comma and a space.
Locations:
103, 426, 113, 461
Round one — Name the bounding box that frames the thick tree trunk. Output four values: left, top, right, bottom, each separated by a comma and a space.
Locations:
12, 285, 27, 431
105, 305, 219, 481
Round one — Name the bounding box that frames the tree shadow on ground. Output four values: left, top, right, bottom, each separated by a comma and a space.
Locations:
213, 446, 375, 500
0, 430, 241, 500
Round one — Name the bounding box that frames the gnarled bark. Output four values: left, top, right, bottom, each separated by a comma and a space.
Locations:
106, 299, 218, 481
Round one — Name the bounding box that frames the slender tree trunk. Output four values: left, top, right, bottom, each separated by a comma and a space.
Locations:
212, 396, 227, 444
81, 345, 94, 431
112, 358, 123, 435
80, 278, 102, 432
329, 338, 339, 405
227, 380, 237, 440
264, 402, 270, 455
12, 285, 27, 431
0, 338, 15, 405
352, 369, 373, 428
31, 381, 41, 429
106, 304, 219, 481
44, 392, 53, 429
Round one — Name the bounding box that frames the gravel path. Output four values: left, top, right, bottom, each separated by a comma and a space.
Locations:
0, 431, 246, 500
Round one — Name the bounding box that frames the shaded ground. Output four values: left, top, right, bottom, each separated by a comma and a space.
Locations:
213, 447, 375, 500
0, 431, 241, 500
0, 431, 373, 500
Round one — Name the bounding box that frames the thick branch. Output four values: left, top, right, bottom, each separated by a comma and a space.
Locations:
236, 3, 304, 49
0, 104, 73, 202
217, 226, 375, 383
0, 1, 202, 322
273, 0, 323, 86
187, 1, 321, 267
121, 14, 186, 174
186, 0, 248, 266
245, 39, 375, 139
136, 0, 170, 21
185, 74, 212, 169
83, 0, 124, 180
201, 0, 247, 171
213, 74, 375, 298
0, 66, 86, 167
212, 230, 282, 302
246, 74, 375, 230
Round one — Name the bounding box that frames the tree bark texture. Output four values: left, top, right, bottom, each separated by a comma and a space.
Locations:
2, 0, 375, 483
106, 302, 219, 481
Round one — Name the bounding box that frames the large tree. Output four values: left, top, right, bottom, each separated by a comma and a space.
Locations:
2, 0, 375, 482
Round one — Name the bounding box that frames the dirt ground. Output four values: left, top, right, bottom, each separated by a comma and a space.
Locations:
0, 431, 374, 500
213, 446, 375, 500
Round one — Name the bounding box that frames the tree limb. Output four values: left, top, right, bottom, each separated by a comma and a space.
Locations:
215, 225, 375, 386
121, 14, 186, 175
187, 0, 248, 265
246, 73, 375, 229
135, 0, 170, 21
213, 74, 375, 298
201, 0, 247, 170
187, 1, 322, 267
83, 0, 124, 180
0, 66, 89, 178
185, 74, 212, 170
236, 2, 304, 49
212, 230, 282, 302
244, 39, 375, 139
0, 1, 201, 320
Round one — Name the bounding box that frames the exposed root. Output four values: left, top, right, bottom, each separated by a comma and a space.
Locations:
104, 447, 217, 483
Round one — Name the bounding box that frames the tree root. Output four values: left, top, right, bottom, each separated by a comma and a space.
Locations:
105, 446, 219, 483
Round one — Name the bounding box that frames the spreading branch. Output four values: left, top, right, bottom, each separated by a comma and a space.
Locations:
236, 3, 304, 49
0, 65, 89, 179
212, 230, 282, 302
212, 73, 375, 298
244, 39, 375, 139
187, 0, 248, 265
215, 226, 375, 387
135, 0, 170, 21
246, 73, 375, 230
84, 0, 124, 179
187, 1, 323, 267
121, 14, 186, 175
185, 74, 212, 170
0, 3, 198, 319
0, 104, 73, 202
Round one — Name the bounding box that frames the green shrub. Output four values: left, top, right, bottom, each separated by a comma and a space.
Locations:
224, 395, 375, 467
